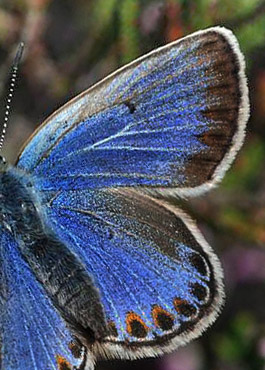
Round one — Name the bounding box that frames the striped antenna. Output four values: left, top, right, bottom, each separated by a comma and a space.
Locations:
0, 42, 24, 152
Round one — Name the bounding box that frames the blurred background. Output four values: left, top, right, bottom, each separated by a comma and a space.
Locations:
0, 0, 264, 369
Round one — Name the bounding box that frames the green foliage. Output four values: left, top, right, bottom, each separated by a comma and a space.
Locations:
119, 0, 140, 63
184, 0, 216, 29
215, 313, 255, 360
222, 139, 265, 192
214, 313, 265, 369
91, 0, 118, 32
219, 140, 265, 243
161, 0, 265, 58
237, 13, 265, 54
217, 0, 260, 19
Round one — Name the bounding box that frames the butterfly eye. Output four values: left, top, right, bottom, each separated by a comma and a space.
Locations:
21, 201, 27, 210
18, 199, 28, 212
19, 199, 35, 214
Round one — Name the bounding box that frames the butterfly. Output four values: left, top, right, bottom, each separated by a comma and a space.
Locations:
0, 26, 249, 370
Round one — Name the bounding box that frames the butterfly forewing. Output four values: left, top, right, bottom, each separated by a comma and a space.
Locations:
17, 27, 248, 196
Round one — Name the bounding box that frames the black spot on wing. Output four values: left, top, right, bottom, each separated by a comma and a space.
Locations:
190, 282, 208, 301
108, 321, 119, 337
189, 253, 207, 276
124, 101, 136, 113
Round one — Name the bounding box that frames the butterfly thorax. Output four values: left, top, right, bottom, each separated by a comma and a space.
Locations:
0, 165, 39, 234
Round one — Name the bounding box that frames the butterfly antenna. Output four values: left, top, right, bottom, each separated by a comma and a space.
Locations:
0, 42, 24, 153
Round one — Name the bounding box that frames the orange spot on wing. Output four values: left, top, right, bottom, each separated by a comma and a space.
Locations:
174, 298, 184, 311
126, 311, 149, 338
56, 355, 72, 370
152, 305, 175, 331
174, 298, 197, 317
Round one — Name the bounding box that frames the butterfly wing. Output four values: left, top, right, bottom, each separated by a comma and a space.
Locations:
16, 27, 249, 196
41, 188, 224, 359
12, 26, 248, 363
0, 228, 91, 370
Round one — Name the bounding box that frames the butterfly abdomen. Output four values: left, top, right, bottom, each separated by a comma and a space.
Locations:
0, 166, 108, 344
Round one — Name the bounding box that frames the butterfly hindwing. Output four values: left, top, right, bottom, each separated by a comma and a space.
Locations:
42, 188, 224, 360
0, 228, 90, 370
17, 27, 249, 196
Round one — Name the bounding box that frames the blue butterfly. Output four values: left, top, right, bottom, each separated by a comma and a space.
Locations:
0, 26, 249, 370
